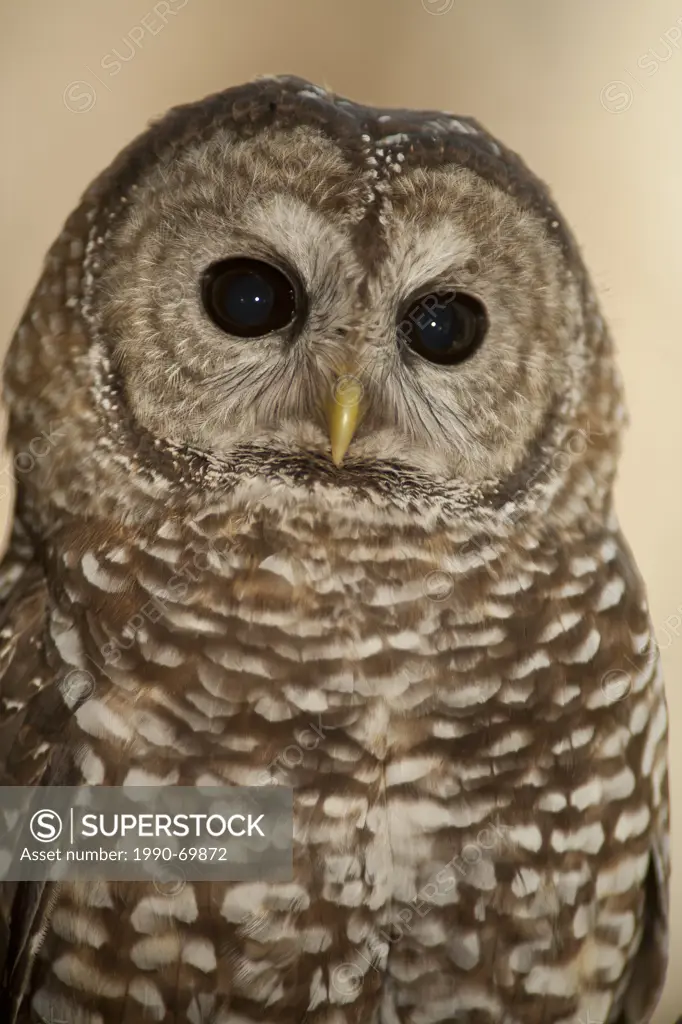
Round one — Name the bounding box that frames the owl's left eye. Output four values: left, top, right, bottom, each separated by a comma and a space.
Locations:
398, 290, 488, 365
201, 258, 299, 338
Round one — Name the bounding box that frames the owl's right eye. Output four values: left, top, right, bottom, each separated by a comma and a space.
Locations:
201, 258, 299, 338
398, 290, 488, 366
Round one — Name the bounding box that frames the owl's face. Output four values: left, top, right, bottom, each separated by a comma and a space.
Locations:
7, 77, 618, 528
91, 89, 586, 489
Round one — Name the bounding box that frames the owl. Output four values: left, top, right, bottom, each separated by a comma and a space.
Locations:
0, 75, 669, 1024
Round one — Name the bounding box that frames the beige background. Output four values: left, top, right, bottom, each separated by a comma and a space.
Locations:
1, 0, 680, 1017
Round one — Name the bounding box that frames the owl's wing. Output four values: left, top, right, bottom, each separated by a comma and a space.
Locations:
0, 521, 55, 786
618, 805, 669, 1024
0, 520, 70, 1021
622, 786, 669, 1022
613, 538, 670, 1024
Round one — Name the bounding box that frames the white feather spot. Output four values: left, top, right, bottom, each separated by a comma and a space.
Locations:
52, 954, 125, 997
439, 679, 501, 707
259, 555, 299, 585
553, 865, 590, 904
51, 909, 108, 948
628, 699, 650, 736
537, 792, 567, 812
131, 889, 199, 932
486, 730, 533, 757
614, 805, 651, 842
596, 853, 649, 896
570, 779, 602, 810
570, 725, 595, 748
448, 931, 480, 969
551, 823, 605, 854
131, 710, 176, 747
572, 904, 592, 939
524, 964, 578, 996
309, 966, 328, 1010
599, 537, 618, 561
511, 867, 541, 897
81, 552, 123, 593
131, 934, 180, 969
594, 577, 625, 611
508, 651, 551, 678
599, 909, 636, 945
538, 611, 582, 642
77, 747, 105, 785
553, 685, 581, 707
491, 573, 534, 595
81, 881, 114, 909
386, 757, 438, 786
553, 579, 591, 598
387, 630, 422, 650
377, 132, 410, 145
506, 825, 543, 852
322, 795, 369, 820
602, 766, 636, 801
560, 629, 601, 664
51, 620, 87, 668
128, 977, 165, 1020
570, 555, 598, 576
182, 937, 217, 972
75, 700, 133, 743
641, 699, 667, 775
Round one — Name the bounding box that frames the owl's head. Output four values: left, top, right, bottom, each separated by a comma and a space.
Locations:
5, 76, 624, 535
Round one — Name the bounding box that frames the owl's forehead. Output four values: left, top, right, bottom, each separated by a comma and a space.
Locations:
94, 75, 571, 258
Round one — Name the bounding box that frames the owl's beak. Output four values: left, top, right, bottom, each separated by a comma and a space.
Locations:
328, 373, 363, 466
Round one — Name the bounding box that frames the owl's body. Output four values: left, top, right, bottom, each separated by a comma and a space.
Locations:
0, 77, 668, 1024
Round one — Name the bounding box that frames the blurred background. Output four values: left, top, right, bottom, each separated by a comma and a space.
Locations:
1, 0, 680, 1017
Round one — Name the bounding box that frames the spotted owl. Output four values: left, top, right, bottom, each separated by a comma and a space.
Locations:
0, 75, 670, 1024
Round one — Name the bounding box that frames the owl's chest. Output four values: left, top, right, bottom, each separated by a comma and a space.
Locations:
66, 527, 505, 781
67, 537, 490, 898
44, 526, 655, 1022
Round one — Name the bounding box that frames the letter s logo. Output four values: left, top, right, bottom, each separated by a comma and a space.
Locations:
30, 809, 63, 843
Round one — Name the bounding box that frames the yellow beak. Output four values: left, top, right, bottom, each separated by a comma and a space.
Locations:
328, 373, 363, 466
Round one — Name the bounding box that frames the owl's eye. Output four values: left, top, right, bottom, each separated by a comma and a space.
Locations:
201, 258, 298, 338
399, 291, 488, 365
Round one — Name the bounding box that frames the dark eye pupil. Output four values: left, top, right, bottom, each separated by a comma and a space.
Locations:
222, 272, 275, 327
415, 304, 458, 352
400, 291, 487, 365
201, 258, 298, 337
